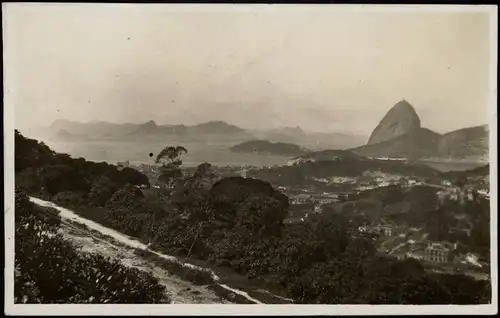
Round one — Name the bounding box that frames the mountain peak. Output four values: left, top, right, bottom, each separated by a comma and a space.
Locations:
192, 120, 246, 134
394, 99, 416, 112
367, 99, 421, 145
195, 120, 231, 127
50, 119, 73, 127
284, 125, 305, 133
142, 120, 157, 127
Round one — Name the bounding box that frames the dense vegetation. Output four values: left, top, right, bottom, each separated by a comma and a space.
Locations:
247, 158, 441, 187
442, 164, 489, 185
230, 139, 307, 156
14, 189, 167, 303
14, 130, 491, 304
15, 130, 149, 201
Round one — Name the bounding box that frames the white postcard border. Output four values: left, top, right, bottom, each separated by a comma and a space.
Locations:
3, 3, 498, 316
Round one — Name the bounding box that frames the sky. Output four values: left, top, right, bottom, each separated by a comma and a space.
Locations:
4, 4, 496, 136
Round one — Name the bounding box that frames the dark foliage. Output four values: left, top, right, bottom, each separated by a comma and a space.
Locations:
15, 130, 149, 205
14, 131, 491, 304
14, 189, 167, 303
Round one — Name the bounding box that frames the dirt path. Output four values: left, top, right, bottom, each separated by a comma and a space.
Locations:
30, 197, 297, 304
60, 219, 231, 304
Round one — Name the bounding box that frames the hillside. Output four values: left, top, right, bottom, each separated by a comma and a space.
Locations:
15, 129, 150, 195
441, 164, 490, 189
323, 183, 490, 259
54, 129, 92, 141
13, 130, 492, 305
230, 140, 308, 157
442, 164, 489, 179
324, 185, 442, 224
190, 121, 247, 135
248, 155, 442, 187
351, 128, 442, 159
437, 125, 489, 161
130, 120, 160, 134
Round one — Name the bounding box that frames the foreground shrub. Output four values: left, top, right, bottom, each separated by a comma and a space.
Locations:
15, 189, 168, 304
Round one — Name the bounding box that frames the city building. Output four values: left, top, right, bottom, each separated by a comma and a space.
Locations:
358, 226, 368, 233
291, 194, 310, 204
441, 180, 452, 187
408, 180, 418, 186
406, 250, 425, 260
477, 188, 489, 199
467, 191, 475, 201
380, 224, 392, 236
359, 222, 393, 237
424, 242, 453, 263
314, 205, 323, 213
441, 241, 458, 250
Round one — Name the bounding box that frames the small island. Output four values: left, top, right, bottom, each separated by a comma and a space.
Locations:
230, 140, 309, 157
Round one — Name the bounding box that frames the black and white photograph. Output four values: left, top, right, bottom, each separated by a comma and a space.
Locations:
3, 3, 498, 315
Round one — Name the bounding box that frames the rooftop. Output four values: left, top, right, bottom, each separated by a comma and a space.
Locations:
426, 243, 451, 252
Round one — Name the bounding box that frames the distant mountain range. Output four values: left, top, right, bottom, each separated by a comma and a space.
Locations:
43, 119, 367, 150
349, 100, 488, 162
48, 119, 255, 142
41, 99, 488, 164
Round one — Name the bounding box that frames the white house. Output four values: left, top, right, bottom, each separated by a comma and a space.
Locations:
442, 180, 452, 187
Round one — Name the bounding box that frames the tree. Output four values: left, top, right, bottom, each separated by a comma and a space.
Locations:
120, 167, 150, 188
38, 164, 89, 195
15, 130, 55, 173
106, 184, 145, 210
88, 176, 119, 207
173, 162, 218, 202
155, 145, 188, 191
209, 177, 289, 232
189, 162, 219, 191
